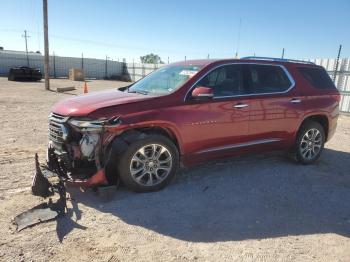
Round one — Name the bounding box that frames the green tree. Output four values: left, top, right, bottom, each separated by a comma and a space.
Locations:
140, 53, 164, 64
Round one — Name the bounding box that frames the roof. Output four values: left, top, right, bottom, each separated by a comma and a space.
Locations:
171, 57, 317, 67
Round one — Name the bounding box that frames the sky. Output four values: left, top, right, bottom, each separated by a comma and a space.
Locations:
0, 0, 349, 63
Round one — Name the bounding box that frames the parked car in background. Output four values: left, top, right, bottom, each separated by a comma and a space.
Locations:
8, 66, 42, 81
45, 57, 340, 192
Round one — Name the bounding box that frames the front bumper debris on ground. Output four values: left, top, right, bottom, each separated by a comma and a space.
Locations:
14, 153, 116, 231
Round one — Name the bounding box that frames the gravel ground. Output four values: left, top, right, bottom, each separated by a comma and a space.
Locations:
0, 77, 349, 262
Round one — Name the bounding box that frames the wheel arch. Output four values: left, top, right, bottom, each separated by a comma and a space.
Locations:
112, 124, 183, 155
134, 126, 180, 151
297, 114, 329, 141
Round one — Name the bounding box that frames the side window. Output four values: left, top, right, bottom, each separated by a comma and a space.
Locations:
196, 65, 245, 97
247, 65, 292, 94
298, 67, 336, 89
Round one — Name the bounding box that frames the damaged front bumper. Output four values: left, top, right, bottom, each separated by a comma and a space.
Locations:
16, 114, 123, 231
39, 113, 124, 194
31, 153, 109, 199
15, 154, 69, 231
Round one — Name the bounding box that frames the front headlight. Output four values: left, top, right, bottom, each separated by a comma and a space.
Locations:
69, 119, 105, 132
68, 116, 121, 132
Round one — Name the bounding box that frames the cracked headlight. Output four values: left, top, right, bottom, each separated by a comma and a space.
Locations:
68, 116, 121, 132
69, 119, 105, 132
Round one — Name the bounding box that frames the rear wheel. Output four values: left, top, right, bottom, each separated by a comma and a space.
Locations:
295, 120, 325, 164
117, 134, 179, 192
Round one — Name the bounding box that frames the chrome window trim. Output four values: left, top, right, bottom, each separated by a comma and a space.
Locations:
195, 138, 282, 154
184, 62, 296, 102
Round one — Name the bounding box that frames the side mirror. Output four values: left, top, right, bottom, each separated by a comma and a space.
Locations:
191, 86, 214, 100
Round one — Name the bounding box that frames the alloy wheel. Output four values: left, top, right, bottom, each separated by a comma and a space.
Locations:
129, 144, 173, 186
299, 128, 322, 160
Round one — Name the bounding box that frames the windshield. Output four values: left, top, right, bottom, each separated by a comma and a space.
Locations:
128, 64, 203, 95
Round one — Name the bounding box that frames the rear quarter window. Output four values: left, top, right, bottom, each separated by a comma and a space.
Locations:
298, 67, 336, 89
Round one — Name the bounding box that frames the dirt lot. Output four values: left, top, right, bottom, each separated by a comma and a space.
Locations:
0, 77, 349, 262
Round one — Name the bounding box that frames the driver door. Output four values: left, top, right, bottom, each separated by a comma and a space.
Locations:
180, 64, 250, 160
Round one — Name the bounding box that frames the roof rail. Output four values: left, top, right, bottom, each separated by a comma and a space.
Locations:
242, 56, 315, 65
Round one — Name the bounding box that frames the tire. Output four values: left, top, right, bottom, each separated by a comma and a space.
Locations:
295, 120, 325, 164
116, 134, 179, 192
8, 73, 15, 81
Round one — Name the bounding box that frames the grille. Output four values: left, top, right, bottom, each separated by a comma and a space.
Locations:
48, 113, 69, 144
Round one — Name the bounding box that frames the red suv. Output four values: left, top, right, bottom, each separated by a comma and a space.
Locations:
47, 57, 340, 192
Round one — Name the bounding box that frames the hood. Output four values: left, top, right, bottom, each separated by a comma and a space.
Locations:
52, 89, 153, 116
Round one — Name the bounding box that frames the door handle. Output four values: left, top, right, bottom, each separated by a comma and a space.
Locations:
290, 98, 301, 103
233, 103, 248, 109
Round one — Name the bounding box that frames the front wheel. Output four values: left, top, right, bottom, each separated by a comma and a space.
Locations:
296, 120, 325, 164
117, 134, 179, 192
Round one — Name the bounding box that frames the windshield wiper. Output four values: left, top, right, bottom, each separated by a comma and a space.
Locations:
128, 89, 149, 95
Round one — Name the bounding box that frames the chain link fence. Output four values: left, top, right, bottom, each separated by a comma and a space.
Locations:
123, 62, 164, 82
310, 58, 350, 113
0, 51, 124, 79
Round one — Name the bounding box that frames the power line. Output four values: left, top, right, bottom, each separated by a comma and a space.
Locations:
22, 30, 231, 57
1, 28, 234, 58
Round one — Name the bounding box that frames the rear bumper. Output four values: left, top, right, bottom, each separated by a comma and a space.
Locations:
327, 114, 339, 142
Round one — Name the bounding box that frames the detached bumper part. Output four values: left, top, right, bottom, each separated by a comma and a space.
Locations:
32, 154, 53, 197
15, 154, 66, 231
14, 203, 59, 231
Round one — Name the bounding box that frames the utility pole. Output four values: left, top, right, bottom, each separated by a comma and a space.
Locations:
22, 30, 30, 67
43, 0, 50, 90
281, 48, 285, 59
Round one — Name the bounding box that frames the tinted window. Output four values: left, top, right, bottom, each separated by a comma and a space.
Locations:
247, 65, 292, 94
298, 67, 335, 89
196, 65, 245, 97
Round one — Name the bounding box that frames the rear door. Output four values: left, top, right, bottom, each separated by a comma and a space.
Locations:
246, 64, 301, 146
